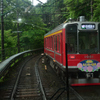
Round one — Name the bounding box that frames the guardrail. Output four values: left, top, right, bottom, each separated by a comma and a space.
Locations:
0, 46, 34, 62
0, 48, 43, 79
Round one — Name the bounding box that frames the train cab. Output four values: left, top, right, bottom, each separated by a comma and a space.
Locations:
44, 16, 100, 81
65, 18, 100, 78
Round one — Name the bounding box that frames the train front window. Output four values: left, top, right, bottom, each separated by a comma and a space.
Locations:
79, 32, 97, 54
67, 34, 77, 53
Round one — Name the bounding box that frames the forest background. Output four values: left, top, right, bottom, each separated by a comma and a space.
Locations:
0, 0, 100, 60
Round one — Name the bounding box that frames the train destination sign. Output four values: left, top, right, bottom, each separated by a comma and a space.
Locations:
77, 60, 100, 72
81, 24, 95, 29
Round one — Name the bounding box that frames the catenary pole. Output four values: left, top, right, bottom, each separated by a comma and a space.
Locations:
1, 0, 5, 61
17, 0, 20, 53
91, 0, 93, 20
66, 43, 69, 100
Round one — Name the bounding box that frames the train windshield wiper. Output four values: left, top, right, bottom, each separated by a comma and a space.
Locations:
79, 48, 98, 54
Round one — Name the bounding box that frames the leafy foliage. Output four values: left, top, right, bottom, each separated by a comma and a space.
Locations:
0, 30, 17, 48
0, 0, 100, 57
93, 0, 100, 21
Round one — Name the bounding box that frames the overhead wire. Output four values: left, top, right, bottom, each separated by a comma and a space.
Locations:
0, 0, 31, 16
0, 0, 48, 31
37, 0, 44, 4
1, 0, 92, 30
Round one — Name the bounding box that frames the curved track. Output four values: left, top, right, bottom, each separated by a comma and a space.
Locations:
0, 55, 47, 100
10, 55, 47, 100
1, 55, 100, 100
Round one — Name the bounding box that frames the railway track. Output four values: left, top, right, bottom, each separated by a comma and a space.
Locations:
2, 55, 47, 100
1, 55, 100, 100
72, 85, 100, 100
44, 56, 100, 100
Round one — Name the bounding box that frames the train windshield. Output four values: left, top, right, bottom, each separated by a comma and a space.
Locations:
79, 32, 97, 54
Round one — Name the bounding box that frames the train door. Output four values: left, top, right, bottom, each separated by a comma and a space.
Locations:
54, 35, 56, 60
66, 24, 77, 54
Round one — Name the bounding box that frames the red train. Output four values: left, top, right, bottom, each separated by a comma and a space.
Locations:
44, 16, 100, 86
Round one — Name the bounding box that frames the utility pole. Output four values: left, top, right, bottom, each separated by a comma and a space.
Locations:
1, 0, 5, 61
91, 0, 93, 20
17, 0, 20, 53
17, 20, 20, 53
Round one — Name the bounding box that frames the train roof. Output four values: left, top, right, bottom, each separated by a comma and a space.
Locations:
44, 21, 100, 36
44, 23, 65, 36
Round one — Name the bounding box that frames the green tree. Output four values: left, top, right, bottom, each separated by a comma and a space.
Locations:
63, 0, 92, 20
93, 0, 100, 21
4, 30, 17, 48
0, 0, 47, 51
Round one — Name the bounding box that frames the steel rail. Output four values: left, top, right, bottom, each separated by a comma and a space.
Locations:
35, 55, 47, 100
62, 79, 84, 100
0, 50, 32, 71
53, 62, 84, 100
10, 56, 34, 100
70, 86, 84, 100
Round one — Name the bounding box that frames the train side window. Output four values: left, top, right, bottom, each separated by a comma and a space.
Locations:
49, 37, 50, 49
50, 37, 52, 49
54, 36, 55, 50
50, 37, 51, 49
46, 38, 47, 48
57, 35, 58, 51
47, 37, 48, 48
58, 35, 60, 52
54, 36, 57, 51
45, 38, 46, 47
46, 38, 48, 47
53, 36, 54, 50
56, 36, 57, 51
48, 37, 50, 48
51, 37, 53, 49
49, 37, 50, 48
47, 38, 48, 48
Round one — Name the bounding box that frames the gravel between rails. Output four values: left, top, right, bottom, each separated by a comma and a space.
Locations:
1, 55, 100, 100
38, 56, 78, 100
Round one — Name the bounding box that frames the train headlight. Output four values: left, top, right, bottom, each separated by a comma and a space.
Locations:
70, 56, 75, 59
